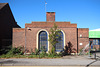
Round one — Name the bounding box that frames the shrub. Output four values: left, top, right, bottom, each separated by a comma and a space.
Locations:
6, 46, 24, 55
39, 51, 48, 58
47, 52, 62, 58
34, 48, 40, 55
0, 45, 12, 54
31, 49, 35, 55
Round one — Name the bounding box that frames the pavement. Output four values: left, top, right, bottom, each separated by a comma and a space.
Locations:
0, 55, 100, 67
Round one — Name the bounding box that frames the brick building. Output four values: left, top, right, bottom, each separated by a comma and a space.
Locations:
0, 3, 20, 54
13, 12, 89, 54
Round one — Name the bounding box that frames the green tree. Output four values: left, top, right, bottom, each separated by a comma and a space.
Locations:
48, 23, 61, 55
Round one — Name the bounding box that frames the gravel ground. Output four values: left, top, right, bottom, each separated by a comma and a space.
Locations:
0, 56, 100, 66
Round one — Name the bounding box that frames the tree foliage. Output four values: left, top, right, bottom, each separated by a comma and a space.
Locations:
48, 23, 61, 55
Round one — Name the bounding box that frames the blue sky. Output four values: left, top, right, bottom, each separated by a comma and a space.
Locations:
0, 0, 100, 30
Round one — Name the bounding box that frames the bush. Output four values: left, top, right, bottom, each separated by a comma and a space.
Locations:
6, 46, 24, 55
0, 45, 12, 54
39, 51, 48, 58
34, 48, 40, 55
46, 52, 62, 58
31, 49, 34, 55
0, 46, 62, 58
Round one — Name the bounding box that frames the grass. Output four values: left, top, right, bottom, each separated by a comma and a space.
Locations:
0, 54, 61, 59
0, 46, 62, 59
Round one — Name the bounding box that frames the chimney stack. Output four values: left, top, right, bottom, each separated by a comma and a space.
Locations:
46, 12, 55, 22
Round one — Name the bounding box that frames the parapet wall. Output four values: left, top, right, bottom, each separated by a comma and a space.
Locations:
25, 22, 77, 28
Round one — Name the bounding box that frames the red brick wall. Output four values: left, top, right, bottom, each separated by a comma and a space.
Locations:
62, 28, 77, 53
78, 28, 89, 52
12, 11, 90, 53
46, 12, 55, 22
25, 22, 77, 28
13, 22, 89, 53
13, 28, 25, 48
13, 22, 78, 53
24, 27, 77, 53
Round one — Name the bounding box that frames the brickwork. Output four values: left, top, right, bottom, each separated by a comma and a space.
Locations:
78, 28, 89, 52
12, 12, 89, 53
13, 23, 78, 53
25, 27, 77, 53
13, 28, 25, 48
25, 22, 77, 28
46, 12, 55, 22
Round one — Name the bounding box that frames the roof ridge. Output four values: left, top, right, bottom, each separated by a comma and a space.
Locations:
0, 3, 8, 10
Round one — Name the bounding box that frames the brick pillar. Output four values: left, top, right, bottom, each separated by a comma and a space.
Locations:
46, 12, 55, 22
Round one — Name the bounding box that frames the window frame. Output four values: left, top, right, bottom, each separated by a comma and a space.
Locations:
55, 31, 64, 52
38, 31, 48, 51
93, 39, 100, 45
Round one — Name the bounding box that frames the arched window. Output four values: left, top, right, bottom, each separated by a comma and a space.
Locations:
56, 31, 64, 52
39, 31, 48, 51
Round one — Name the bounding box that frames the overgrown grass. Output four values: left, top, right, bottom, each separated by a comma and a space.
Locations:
0, 54, 61, 58
0, 47, 62, 58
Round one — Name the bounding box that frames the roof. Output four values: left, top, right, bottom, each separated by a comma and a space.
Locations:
90, 28, 100, 31
0, 3, 8, 10
89, 28, 100, 38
